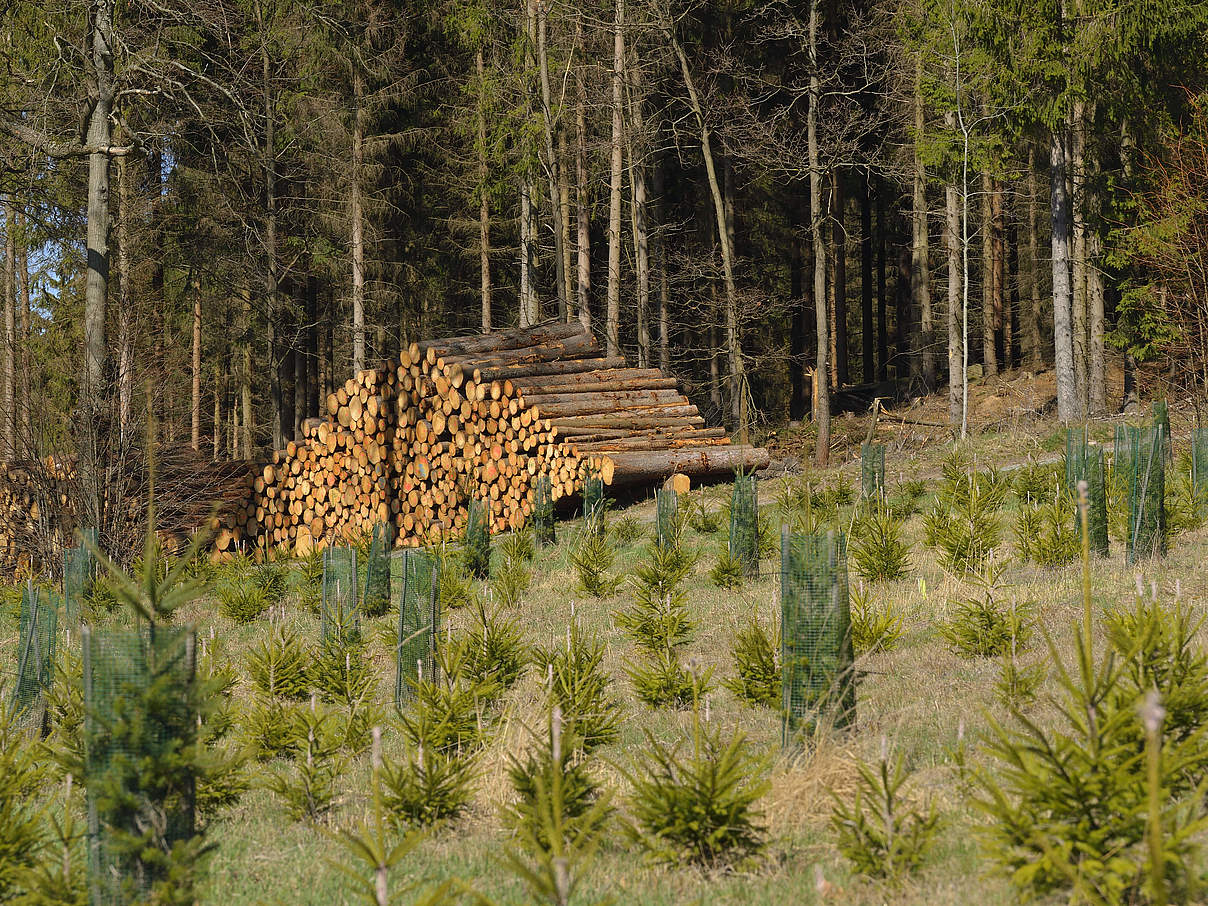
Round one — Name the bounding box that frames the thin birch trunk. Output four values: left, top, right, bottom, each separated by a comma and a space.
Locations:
808, 0, 830, 466
1051, 127, 1078, 423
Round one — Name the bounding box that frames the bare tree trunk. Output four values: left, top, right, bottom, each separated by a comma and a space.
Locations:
240, 286, 253, 459
946, 178, 963, 430
2, 199, 13, 458
191, 281, 201, 451
535, 0, 568, 319
520, 183, 533, 327
653, 155, 670, 370
1026, 145, 1043, 367
259, 0, 284, 451
913, 59, 934, 390
1051, 128, 1077, 423
351, 68, 366, 375
808, 0, 830, 466
876, 190, 888, 381
1088, 228, 1105, 414
213, 370, 220, 460
84, 0, 114, 414
477, 49, 493, 332
628, 54, 651, 368
17, 219, 30, 446
574, 19, 591, 331
981, 169, 998, 376
861, 171, 875, 382
116, 153, 134, 441
1071, 100, 1087, 414
994, 180, 1009, 366
831, 172, 847, 387
606, 0, 624, 356
306, 275, 319, 417
669, 34, 744, 433
559, 126, 573, 319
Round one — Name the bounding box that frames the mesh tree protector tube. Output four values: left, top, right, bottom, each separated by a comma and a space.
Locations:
1065, 430, 1109, 556
533, 472, 556, 546
1129, 424, 1167, 563
362, 522, 393, 615
729, 471, 758, 577
583, 471, 605, 527
83, 624, 197, 906
393, 548, 440, 708
64, 542, 95, 631
860, 443, 885, 500
656, 487, 678, 548
465, 498, 491, 579
10, 582, 57, 733
780, 528, 855, 747
321, 546, 360, 644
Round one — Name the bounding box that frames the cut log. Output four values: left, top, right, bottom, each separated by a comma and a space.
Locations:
600, 445, 770, 487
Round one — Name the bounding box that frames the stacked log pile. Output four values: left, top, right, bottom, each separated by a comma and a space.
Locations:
227, 321, 767, 557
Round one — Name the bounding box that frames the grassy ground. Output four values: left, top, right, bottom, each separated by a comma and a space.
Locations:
5, 411, 1207, 905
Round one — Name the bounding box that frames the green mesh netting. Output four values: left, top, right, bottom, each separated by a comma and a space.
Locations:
362, 523, 393, 617
10, 583, 57, 733
1129, 425, 1167, 563
533, 473, 556, 546
465, 498, 491, 579
656, 488, 678, 548
64, 543, 94, 632
729, 472, 758, 578
1154, 399, 1172, 461
321, 546, 360, 645
583, 472, 605, 528
860, 443, 885, 500
1065, 431, 1109, 557
83, 624, 197, 906
393, 549, 440, 708
1192, 429, 1208, 513
781, 529, 855, 746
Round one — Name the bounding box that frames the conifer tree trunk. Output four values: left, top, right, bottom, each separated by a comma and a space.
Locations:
116, 154, 134, 441
1071, 100, 1088, 413
351, 68, 366, 375
191, 282, 201, 451
477, 49, 493, 332
520, 183, 531, 327
1088, 228, 1106, 414
913, 59, 934, 390
306, 274, 319, 418
876, 190, 888, 381
1051, 128, 1077, 423
946, 176, 963, 430
17, 222, 29, 444
1026, 146, 1043, 367
653, 156, 670, 370
994, 181, 1009, 366
628, 57, 650, 367
861, 172, 874, 382
213, 370, 220, 460
981, 170, 998, 375
535, 0, 568, 319
2, 198, 13, 458
574, 20, 591, 331
831, 171, 847, 387
559, 127, 573, 319
808, 0, 830, 466
606, 0, 624, 356
260, 0, 284, 451
240, 286, 253, 459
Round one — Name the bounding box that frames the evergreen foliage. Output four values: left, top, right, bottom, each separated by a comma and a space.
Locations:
533, 625, 621, 753
723, 619, 781, 708
1013, 492, 1081, 567
849, 583, 906, 655
570, 530, 621, 598
940, 562, 1034, 659
850, 503, 912, 582
246, 627, 312, 700
923, 455, 1006, 575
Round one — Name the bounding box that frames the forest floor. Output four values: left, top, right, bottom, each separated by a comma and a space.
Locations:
5, 373, 1206, 905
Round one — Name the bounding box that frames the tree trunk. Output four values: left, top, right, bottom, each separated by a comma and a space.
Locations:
306, 274, 319, 418
913, 58, 934, 391
669, 34, 744, 434
213, 370, 221, 461
535, 0, 568, 319
260, 0, 284, 451
946, 179, 962, 430
861, 171, 875, 382
559, 127, 573, 319
876, 185, 888, 382
653, 154, 670, 371
574, 20, 591, 332
1088, 228, 1105, 414
477, 49, 493, 332
1071, 99, 1087, 414
606, 0, 624, 357
241, 286, 253, 459
1007, 213, 1019, 370
808, 0, 830, 466
831, 170, 847, 387
1122, 352, 1139, 412
191, 281, 201, 450
351, 67, 366, 374
17, 217, 30, 445
1026, 145, 1043, 367
981, 169, 998, 375
628, 55, 651, 369
116, 152, 134, 442
994, 180, 1009, 367
789, 203, 808, 421
1051, 128, 1077, 423
2, 199, 13, 458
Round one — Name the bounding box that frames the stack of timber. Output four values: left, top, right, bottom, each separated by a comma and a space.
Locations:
230, 320, 768, 558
